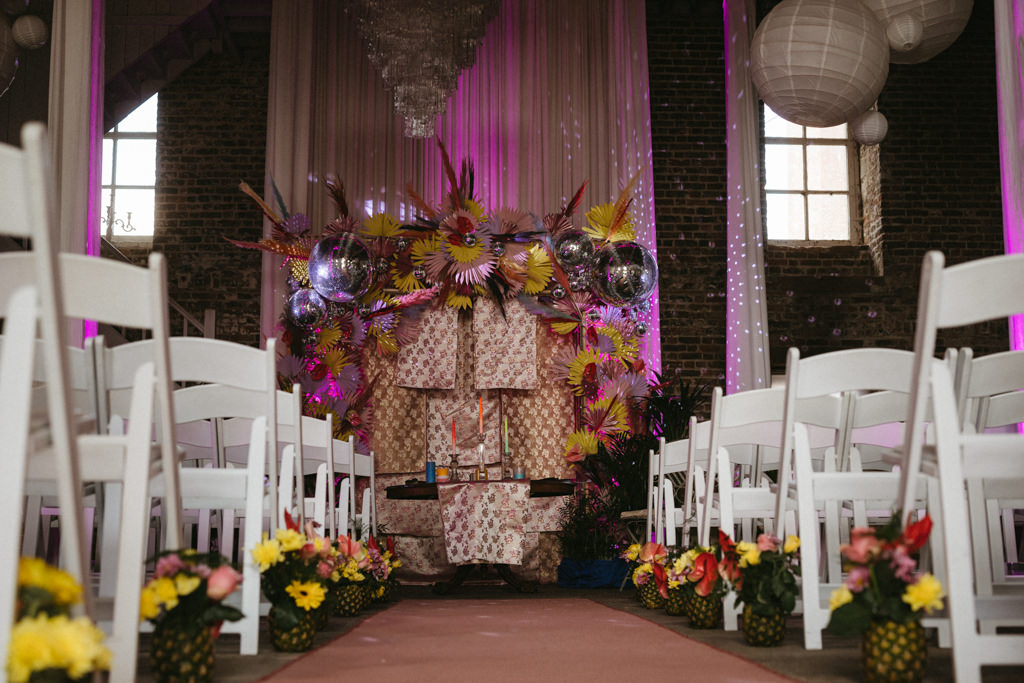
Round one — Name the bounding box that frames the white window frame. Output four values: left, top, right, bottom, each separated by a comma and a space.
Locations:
103, 96, 158, 245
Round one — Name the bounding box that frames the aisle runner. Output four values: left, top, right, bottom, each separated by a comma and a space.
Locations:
260, 599, 797, 682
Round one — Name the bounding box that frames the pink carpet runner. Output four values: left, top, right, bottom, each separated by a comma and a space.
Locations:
260, 598, 797, 682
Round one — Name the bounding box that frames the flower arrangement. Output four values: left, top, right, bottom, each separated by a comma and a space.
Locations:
231, 142, 657, 459
826, 515, 945, 635
675, 535, 734, 602
250, 512, 333, 633
724, 533, 801, 617
622, 541, 668, 607
363, 535, 402, 601
8, 557, 110, 683
139, 549, 244, 634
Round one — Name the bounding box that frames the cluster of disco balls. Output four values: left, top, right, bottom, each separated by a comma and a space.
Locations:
552, 230, 659, 309
285, 233, 374, 329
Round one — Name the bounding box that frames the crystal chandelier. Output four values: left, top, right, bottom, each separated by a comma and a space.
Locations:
347, 0, 500, 138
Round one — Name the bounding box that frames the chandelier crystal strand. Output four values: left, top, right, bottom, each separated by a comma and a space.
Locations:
347, 0, 499, 138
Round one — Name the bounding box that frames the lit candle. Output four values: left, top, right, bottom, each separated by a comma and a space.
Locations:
452, 417, 456, 453
504, 416, 508, 452
478, 396, 484, 433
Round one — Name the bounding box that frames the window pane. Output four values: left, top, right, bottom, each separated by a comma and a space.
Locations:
807, 145, 848, 191
109, 188, 155, 236
764, 106, 803, 138
102, 139, 113, 185
765, 144, 804, 191
113, 139, 156, 185
808, 122, 847, 140
100, 188, 112, 229
118, 94, 158, 132
766, 193, 806, 240
807, 195, 849, 240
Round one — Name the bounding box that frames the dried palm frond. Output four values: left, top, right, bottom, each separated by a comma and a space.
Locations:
225, 237, 310, 259
405, 183, 438, 220
323, 175, 349, 219
239, 181, 283, 227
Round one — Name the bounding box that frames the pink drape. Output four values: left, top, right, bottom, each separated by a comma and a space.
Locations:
265, 0, 660, 373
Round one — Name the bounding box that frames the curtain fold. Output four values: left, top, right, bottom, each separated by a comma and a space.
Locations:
263, 0, 660, 372
724, 0, 772, 392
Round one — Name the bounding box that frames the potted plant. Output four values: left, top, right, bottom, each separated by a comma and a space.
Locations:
331, 533, 369, 616
622, 541, 668, 609
826, 515, 945, 682
8, 557, 111, 683
364, 535, 402, 603
139, 550, 244, 682
250, 512, 333, 651
556, 487, 629, 588
724, 533, 800, 646
678, 532, 735, 629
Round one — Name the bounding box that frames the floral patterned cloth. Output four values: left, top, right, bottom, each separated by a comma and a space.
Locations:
437, 481, 530, 565
473, 297, 537, 389
396, 305, 459, 389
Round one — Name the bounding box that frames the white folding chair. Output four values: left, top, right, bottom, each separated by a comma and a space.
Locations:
777, 346, 942, 650
897, 251, 1024, 681
655, 419, 710, 548
0, 286, 44, 663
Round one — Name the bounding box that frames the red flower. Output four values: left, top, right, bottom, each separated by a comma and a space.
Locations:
367, 535, 381, 552
689, 552, 720, 597
901, 515, 932, 553
283, 509, 301, 532
651, 561, 669, 599
386, 536, 396, 555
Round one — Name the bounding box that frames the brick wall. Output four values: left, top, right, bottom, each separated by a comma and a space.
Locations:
148, 34, 270, 346
647, 0, 1005, 383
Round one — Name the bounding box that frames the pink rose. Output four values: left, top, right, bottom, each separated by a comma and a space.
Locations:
206, 565, 242, 601
845, 566, 870, 593
154, 554, 186, 579
316, 561, 334, 579
756, 534, 779, 552
841, 528, 880, 564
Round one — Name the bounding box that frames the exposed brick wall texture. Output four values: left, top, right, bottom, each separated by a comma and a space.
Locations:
647, 1, 1005, 383
153, 34, 269, 346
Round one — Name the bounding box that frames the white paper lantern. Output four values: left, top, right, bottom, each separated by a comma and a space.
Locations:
851, 110, 889, 145
11, 14, 46, 50
886, 13, 924, 52
750, 0, 890, 128
860, 0, 973, 64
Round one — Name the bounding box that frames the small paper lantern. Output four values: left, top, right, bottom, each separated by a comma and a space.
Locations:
750, 0, 890, 128
860, 0, 973, 64
886, 13, 924, 52
851, 110, 889, 145
11, 14, 46, 50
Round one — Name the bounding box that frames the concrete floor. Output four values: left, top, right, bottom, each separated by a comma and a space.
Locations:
136, 582, 1024, 682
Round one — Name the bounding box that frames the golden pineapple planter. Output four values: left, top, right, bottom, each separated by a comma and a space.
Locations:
740, 604, 787, 646
149, 623, 215, 683
861, 619, 927, 683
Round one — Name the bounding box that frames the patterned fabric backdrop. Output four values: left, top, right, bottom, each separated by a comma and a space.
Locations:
473, 297, 537, 389
396, 305, 459, 389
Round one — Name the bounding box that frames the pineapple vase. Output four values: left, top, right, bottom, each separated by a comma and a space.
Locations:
267, 605, 317, 652
687, 593, 723, 629
741, 604, 787, 646
333, 583, 366, 617
664, 586, 688, 616
861, 619, 927, 683
149, 623, 215, 683
637, 580, 666, 610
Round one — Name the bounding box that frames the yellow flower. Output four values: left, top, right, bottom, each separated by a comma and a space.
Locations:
829, 586, 854, 612
632, 563, 653, 587
624, 543, 642, 561
902, 573, 945, 614
668, 579, 681, 589
783, 535, 800, 554
522, 244, 553, 295
174, 574, 200, 597
152, 577, 179, 611
276, 527, 306, 553
138, 585, 160, 621
672, 555, 693, 573
251, 535, 284, 571
7, 615, 110, 683
736, 541, 761, 567
17, 557, 82, 607
286, 581, 326, 611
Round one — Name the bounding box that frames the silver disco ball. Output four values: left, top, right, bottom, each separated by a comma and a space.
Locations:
285, 288, 327, 329
590, 241, 658, 307
307, 233, 373, 303
553, 230, 595, 269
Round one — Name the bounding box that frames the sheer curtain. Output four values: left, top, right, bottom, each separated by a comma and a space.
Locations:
724, 0, 771, 393
265, 0, 660, 372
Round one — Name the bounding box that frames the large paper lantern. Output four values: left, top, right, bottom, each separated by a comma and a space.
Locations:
750, 0, 890, 128
860, 0, 973, 64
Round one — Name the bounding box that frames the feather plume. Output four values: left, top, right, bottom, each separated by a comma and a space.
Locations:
270, 177, 290, 220
324, 175, 349, 218
436, 138, 462, 209
224, 236, 310, 258
239, 181, 283, 226
605, 171, 640, 242
405, 183, 438, 220
515, 293, 577, 321
562, 180, 589, 219
396, 286, 440, 308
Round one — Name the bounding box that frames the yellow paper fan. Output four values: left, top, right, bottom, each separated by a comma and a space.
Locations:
564, 428, 599, 460
374, 331, 399, 355
523, 244, 553, 295
393, 269, 424, 292
550, 320, 580, 336
322, 349, 352, 376
362, 212, 400, 238
410, 234, 441, 267
566, 348, 603, 394
584, 202, 636, 243
317, 325, 342, 351
446, 291, 473, 310
585, 396, 629, 434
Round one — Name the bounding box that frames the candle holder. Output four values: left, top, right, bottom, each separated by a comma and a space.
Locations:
448, 451, 460, 481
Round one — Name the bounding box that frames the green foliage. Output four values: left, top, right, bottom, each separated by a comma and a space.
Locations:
643, 373, 710, 442
556, 489, 624, 560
